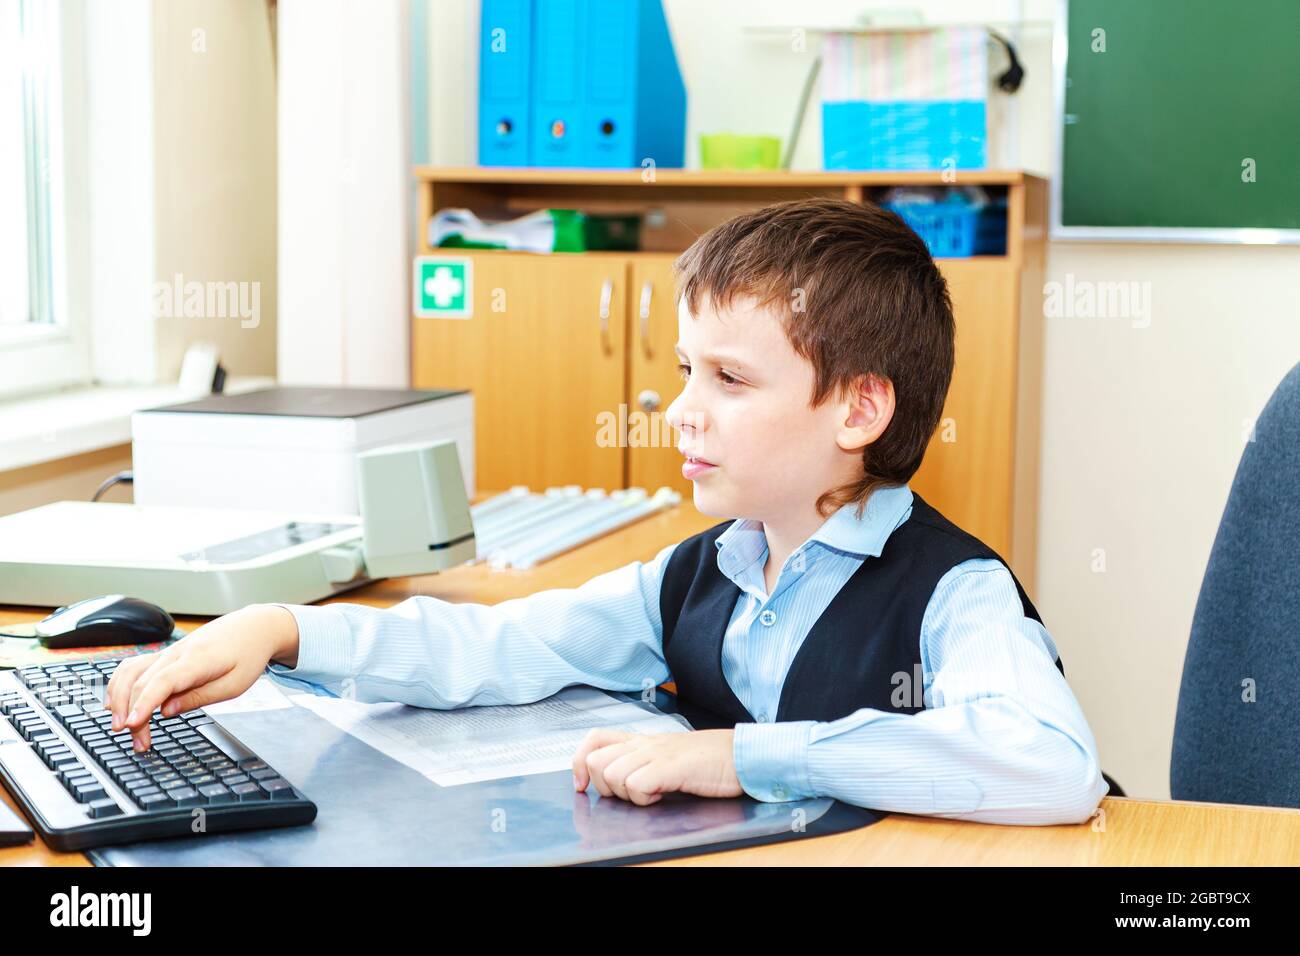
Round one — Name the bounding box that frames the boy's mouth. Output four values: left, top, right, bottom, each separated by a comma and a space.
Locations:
681, 453, 717, 480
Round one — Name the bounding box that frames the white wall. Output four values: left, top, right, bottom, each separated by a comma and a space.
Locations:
152, 0, 279, 382
85, 0, 156, 384
278, 0, 410, 387
421, 0, 1300, 799
46, 0, 280, 388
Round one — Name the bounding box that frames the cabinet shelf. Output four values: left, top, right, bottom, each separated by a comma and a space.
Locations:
414, 166, 1035, 260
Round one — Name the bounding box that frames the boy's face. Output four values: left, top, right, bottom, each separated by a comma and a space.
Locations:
665, 293, 867, 526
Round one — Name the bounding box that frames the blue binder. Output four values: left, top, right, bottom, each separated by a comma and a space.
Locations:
482, 0, 687, 169
479, 0, 534, 167
529, 0, 583, 167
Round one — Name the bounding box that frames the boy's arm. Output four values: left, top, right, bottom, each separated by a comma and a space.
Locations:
265, 542, 678, 708
730, 559, 1109, 825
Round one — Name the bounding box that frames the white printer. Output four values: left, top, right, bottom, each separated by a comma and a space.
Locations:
131, 386, 474, 514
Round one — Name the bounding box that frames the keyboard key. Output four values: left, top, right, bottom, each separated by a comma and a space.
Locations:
135, 791, 172, 810
231, 782, 267, 801
73, 782, 107, 803
87, 798, 123, 819
199, 783, 235, 804
169, 787, 204, 808
63, 775, 95, 795
50, 754, 81, 773
193, 722, 257, 764
258, 778, 295, 799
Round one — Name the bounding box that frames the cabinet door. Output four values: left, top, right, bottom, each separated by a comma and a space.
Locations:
627, 256, 692, 496
413, 252, 627, 492
910, 260, 1019, 556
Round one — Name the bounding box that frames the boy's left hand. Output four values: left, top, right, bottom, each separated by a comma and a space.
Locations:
571, 728, 742, 805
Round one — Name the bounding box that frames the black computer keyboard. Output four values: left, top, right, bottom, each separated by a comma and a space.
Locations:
0, 659, 316, 851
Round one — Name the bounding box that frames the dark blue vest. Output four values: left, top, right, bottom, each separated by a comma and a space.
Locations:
658, 493, 1063, 730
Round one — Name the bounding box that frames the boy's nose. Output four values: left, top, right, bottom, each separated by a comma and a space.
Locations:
664, 392, 699, 434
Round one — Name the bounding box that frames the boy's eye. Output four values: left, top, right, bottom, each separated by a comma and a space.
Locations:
677, 363, 741, 387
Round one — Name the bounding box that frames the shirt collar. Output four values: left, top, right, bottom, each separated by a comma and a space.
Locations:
713, 483, 914, 579
807, 483, 914, 558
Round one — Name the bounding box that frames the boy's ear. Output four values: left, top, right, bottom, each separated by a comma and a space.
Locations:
835, 374, 895, 452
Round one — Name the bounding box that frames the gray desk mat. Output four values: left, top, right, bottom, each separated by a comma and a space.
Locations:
90, 688, 880, 866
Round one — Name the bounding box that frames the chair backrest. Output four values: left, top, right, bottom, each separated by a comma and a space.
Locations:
1170, 362, 1300, 808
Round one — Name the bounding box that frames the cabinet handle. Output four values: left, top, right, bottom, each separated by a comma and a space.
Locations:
638, 281, 654, 359
598, 279, 613, 356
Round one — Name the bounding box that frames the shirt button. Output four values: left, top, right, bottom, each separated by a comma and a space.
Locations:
759, 609, 777, 626
757, 713, 768, 723
773, 786, 786, 799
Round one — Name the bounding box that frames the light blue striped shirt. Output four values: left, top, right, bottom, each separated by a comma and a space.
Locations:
268, 484, 1109, 825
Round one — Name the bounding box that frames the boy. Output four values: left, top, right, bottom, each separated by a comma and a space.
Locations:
107, 198, 1108, 825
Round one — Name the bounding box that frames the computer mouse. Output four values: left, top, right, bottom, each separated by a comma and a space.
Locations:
35, 595, 175, 649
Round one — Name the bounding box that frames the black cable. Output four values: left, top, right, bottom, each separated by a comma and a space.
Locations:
988, 30, 1025, 94
91, 470, 133, 502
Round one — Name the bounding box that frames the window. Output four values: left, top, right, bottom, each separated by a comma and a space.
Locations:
0, 0, 90, 399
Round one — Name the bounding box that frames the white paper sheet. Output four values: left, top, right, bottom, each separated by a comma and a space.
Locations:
286, 686, 692, 787
205, 676, 294, 715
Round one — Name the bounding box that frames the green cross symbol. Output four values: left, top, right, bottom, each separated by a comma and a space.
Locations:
415, 257, 472, 318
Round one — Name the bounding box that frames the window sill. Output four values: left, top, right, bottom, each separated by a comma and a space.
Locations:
0, 377, 276, 474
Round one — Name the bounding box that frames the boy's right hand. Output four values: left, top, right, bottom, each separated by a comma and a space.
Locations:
105, 603, 300, 753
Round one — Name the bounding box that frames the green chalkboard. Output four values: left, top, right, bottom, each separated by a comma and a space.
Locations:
1058, 0, 1300, 238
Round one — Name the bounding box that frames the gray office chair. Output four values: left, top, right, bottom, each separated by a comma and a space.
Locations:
1170, 361, 1300, 808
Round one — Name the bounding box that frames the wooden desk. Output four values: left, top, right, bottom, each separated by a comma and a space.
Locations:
3, 501, 1298, 866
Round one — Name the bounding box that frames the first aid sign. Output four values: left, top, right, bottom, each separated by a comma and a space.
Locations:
414, 256, 472, 318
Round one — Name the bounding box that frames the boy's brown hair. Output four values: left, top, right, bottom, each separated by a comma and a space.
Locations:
672, 196, 955, 519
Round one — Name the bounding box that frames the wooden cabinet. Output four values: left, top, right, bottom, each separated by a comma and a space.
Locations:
627, 256, 692, 498
411, 168, 1046, 589
413, 251, 693, 499
413, 253, 628, 491
912, 259, 1023, 559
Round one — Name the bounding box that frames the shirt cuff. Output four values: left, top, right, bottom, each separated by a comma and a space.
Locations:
732, 720, 817, 802
264, 603, 354, 683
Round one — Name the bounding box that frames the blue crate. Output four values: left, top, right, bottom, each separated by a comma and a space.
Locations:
882, 199, 1008, 257
823, 100, 986, 171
